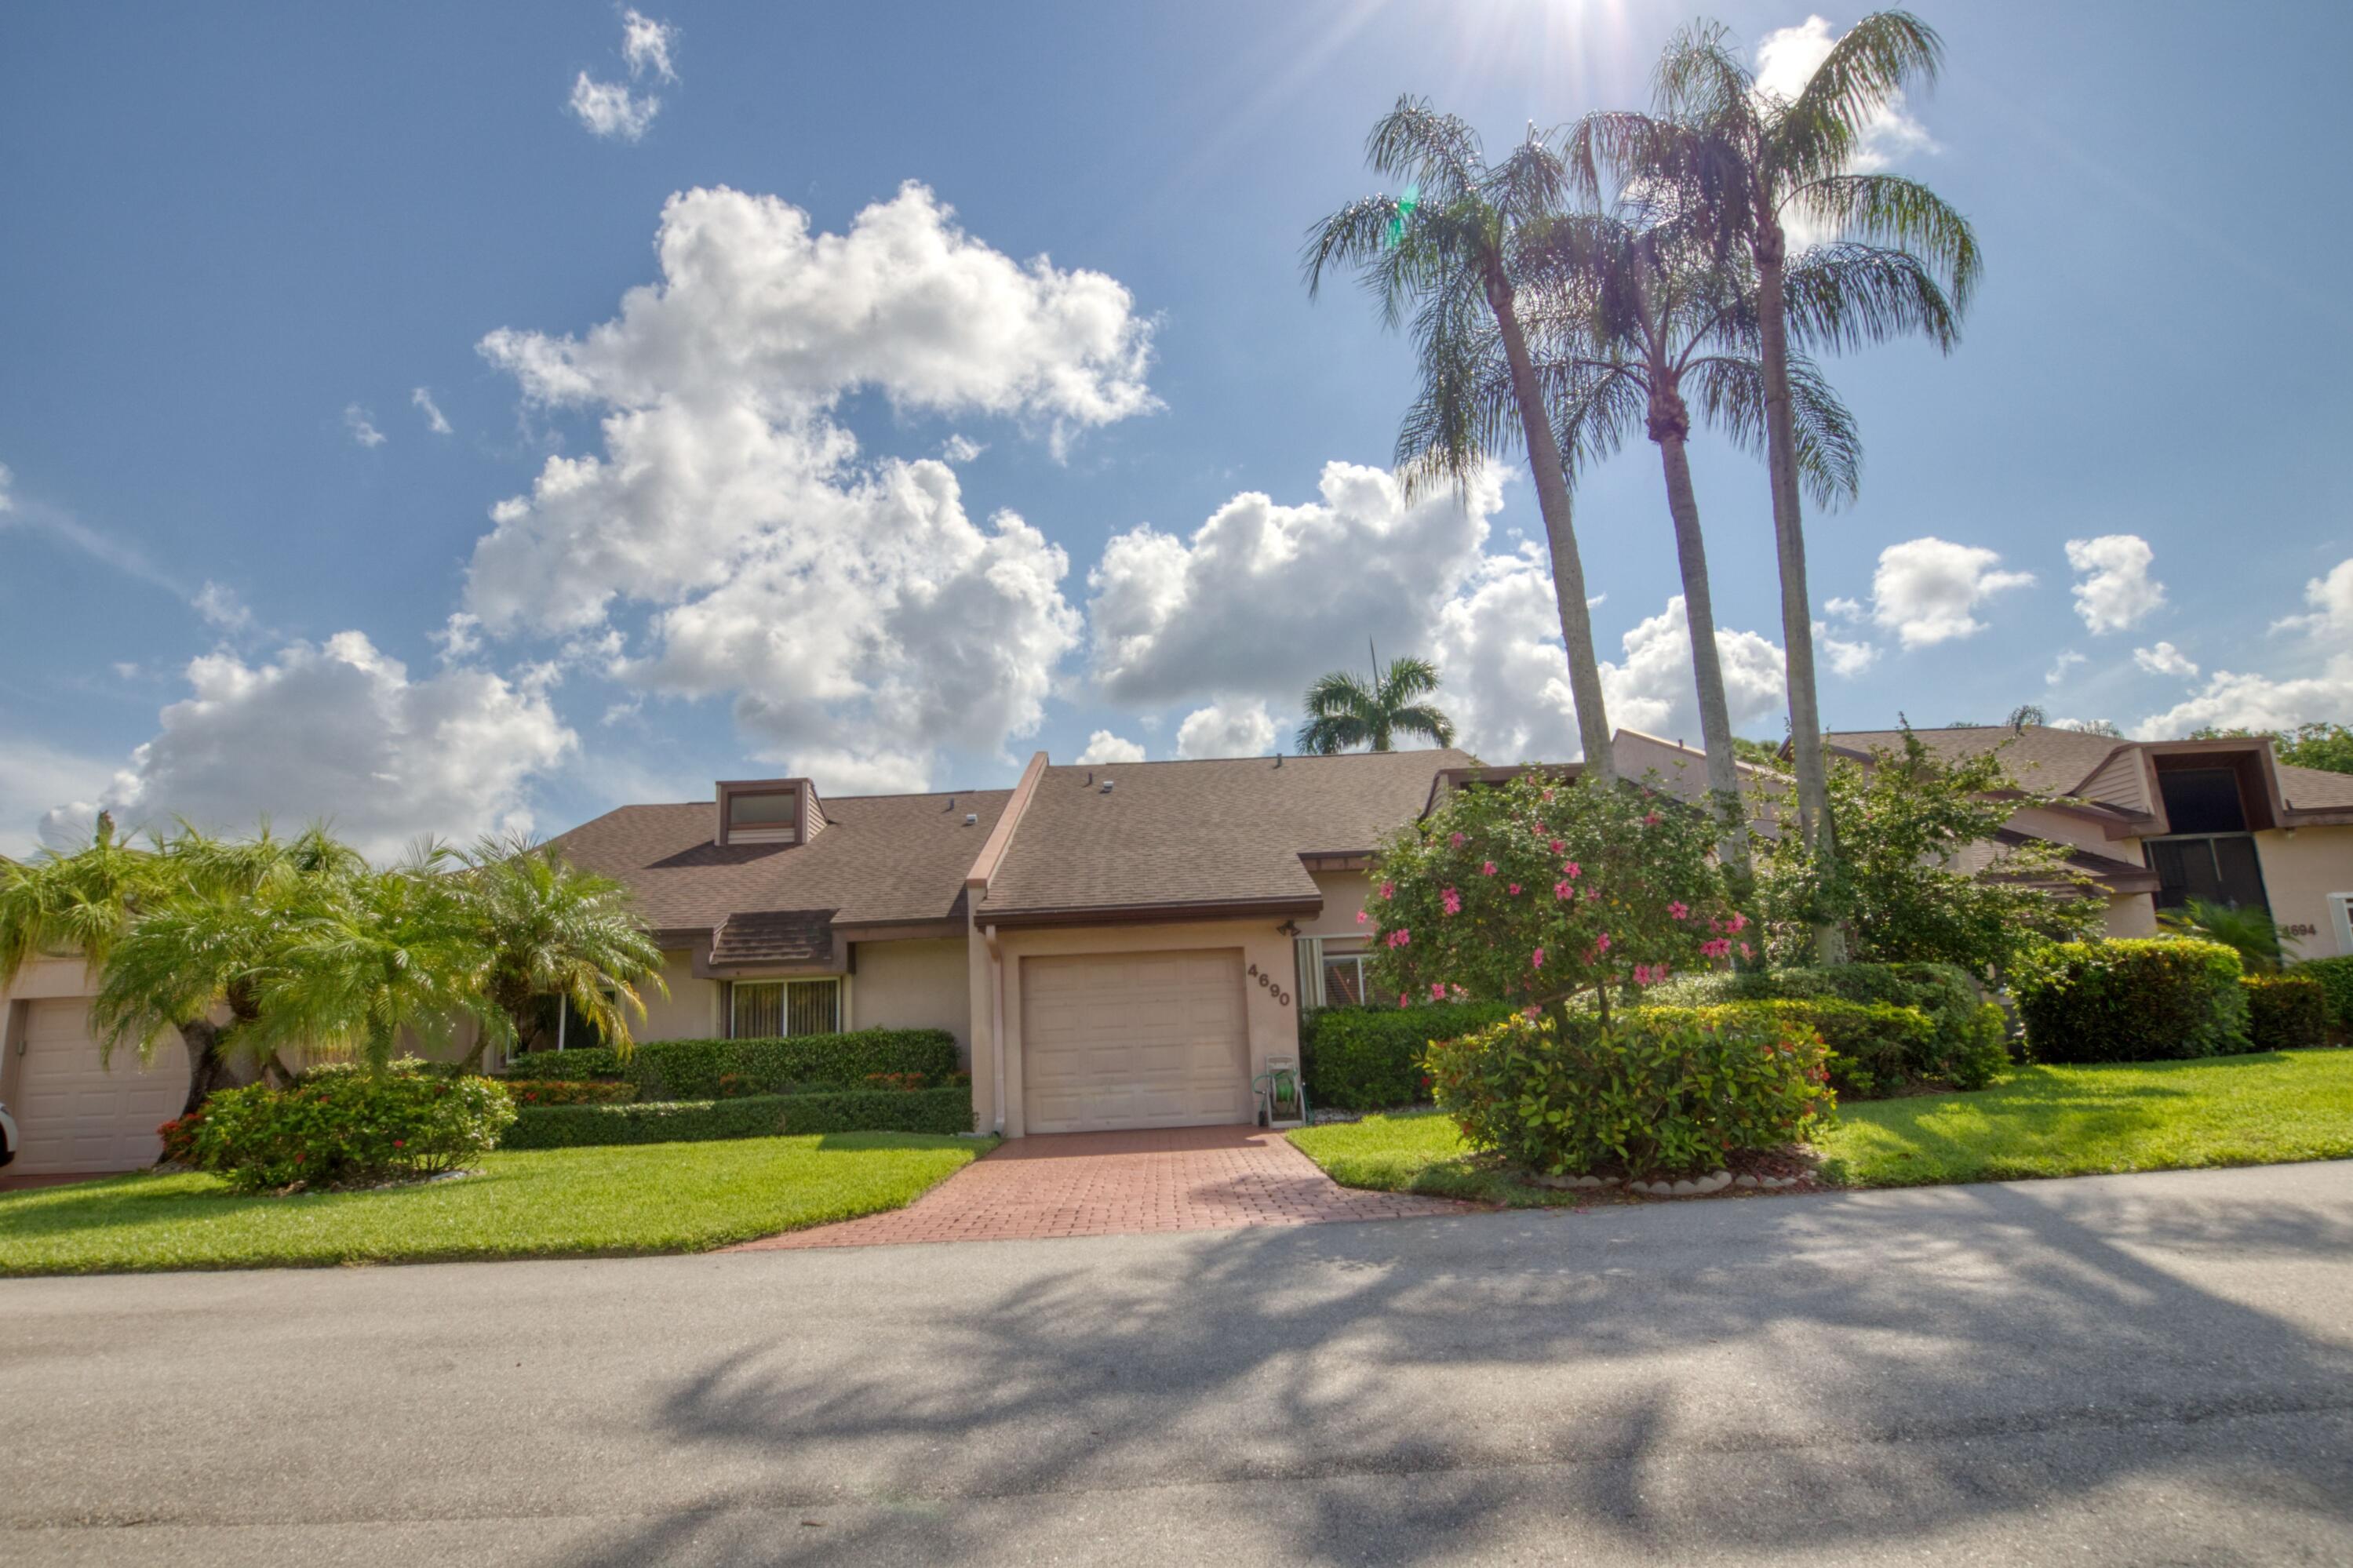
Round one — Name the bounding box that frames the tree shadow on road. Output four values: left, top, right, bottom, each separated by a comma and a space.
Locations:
567, 1173, 2353, 1564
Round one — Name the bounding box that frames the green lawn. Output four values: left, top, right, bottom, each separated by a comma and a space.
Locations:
0, 1132, 992, 1276
1290, 1050, 2353, 1199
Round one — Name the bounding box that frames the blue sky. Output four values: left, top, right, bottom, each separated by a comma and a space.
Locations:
3, 1, 2349, 857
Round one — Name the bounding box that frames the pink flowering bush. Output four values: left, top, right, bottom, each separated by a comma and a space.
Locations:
1364, 769, 1745, 1024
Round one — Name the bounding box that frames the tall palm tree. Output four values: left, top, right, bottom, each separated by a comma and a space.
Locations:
1298, 646, 1458, 755
1529, 209, 1952, 869
1307, 99, 1617, 782
448, 834, 666, 1071
1572, 12, 1981, 957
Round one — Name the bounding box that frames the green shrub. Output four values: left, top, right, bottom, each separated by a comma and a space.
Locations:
499, 1086, 972, 1150
193, 1061, 516, 1192
1655, 998, 1930, 1099
1422, 1006, 1830, 1177
1643, 961, 2005, 1090
1301, 1000, 1516, 1111
2299, 955, 2353, 1035
2012, 938, 2251, 1064
2244, 974, 2329, 1051
501, 1029, 958, 1097
501, 1079, 638, 1107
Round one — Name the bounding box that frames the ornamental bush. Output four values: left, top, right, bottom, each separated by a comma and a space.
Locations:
1645, 961, 2008, 1091
2012, 939, 2251, 1064
501, 1028, 957, 1097
192, 1060, 516, 1192
2298, 955, 2353, 1036
1364, 769, 1745, 1021
1666, 998, 1933, 1099
1299, 999, 1517, 1111
2243, 974, 2329, 1051
1422, 1006, 1830, 1178
500, 1086, 972, 1149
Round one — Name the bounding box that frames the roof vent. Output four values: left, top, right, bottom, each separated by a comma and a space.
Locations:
964, 812, 978, 826
1100, 779, 1115, 794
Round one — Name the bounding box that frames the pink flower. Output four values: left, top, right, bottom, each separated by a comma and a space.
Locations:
1530, 946, 1546, 969
1553, 880, 1573, 900
1584, 886, 1600, 901
1739, 941, 1754, 959
1481, 860, 1498, 876
1430, 980, 1449, 1001
1562, 861, 1581, 879
1380, 881, 1395, 900
1441, 887, 1462, 915
1386, 927, 1413, 948
1633, 964, 1652, 986
1668, 901, 1689, 921
1451, 984, 1469, 1001
1356, 910, 1369, 926
1726, 911, 1749, 933
1595, 933, 1612, 952
1549, 839, 1563, 854
1523, 1005, 1542, 1019
1643, 811, 1661, 827
1507, 883, 1521, 896
1449, 831, 1465, 849
1399, 993, 1411, 1008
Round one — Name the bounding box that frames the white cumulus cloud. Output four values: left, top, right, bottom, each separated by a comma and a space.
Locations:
1813, 621, 1879, 677
1076, 729, 1146, 765
1869, 537, 2034, 648
2133, 641, 2198, 679
1175, 698, 1278, 760
464, 182, 1153, 789
2045, 648, 2087, 686
620, 9, 677, 82
192, 580, 253, 631
2064, 534, 2164, 634
1754, 16, 1936, 171
2132, 557, 2353, 738
344, 404, 387, 448
570, 9, 676, 141
42, 635, 575, 860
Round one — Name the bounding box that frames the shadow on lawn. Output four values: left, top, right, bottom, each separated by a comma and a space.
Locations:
566, 1171, 2353, 1565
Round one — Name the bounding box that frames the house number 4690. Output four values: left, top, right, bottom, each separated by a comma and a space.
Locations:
1247, 962, 1291, 1009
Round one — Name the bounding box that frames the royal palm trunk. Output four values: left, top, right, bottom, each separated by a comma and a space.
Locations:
1653, 419, 1751, 874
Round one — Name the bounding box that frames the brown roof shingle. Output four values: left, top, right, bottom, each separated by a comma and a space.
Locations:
976, 748, 1474, 920
546, 788, 1011, 937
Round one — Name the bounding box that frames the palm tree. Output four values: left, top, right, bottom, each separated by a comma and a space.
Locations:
1307, 99, 1617, 782
1572, 12, 1982, 957
2160, 898, 2297, 975
1516, 206, 1892, 869
447, 834, 666, 1071
86, 824, 368, 1111
0, 811, 153, 993
250, 849, 503, 1071
1298, 646, 1458, 755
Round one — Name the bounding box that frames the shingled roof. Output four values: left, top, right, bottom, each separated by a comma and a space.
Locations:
975, 748, 1475, 923
546, 787, 1011, 939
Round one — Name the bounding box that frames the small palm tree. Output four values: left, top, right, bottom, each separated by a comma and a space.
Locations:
250, 849, 502, 1072
448, 834, 666, 1071
1572, 11, 1981, 958
2159, 898, 2297, 975
1308, 100, 1617, 780
1298, 647, 1458, 755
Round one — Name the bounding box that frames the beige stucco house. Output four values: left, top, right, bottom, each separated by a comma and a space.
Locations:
7, 725, 2351, 1174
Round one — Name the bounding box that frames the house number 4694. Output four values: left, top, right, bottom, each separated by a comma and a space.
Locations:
1247, 962, 1291, 1008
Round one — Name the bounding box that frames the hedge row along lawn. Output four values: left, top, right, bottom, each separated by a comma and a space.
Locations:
1288, 1050, 2353, 1202
0, 1133, 991, 1277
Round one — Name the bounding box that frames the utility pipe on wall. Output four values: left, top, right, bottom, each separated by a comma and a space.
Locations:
984, 923, 1007, 1136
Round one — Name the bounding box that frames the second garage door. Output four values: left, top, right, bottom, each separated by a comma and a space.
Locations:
10, 997, 188, 1175
1020, 950, 1252, 1134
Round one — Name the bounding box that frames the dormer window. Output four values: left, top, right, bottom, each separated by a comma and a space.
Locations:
715, 778, 824, 846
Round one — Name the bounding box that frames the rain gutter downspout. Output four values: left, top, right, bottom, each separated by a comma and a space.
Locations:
985, 923, 1007, 1136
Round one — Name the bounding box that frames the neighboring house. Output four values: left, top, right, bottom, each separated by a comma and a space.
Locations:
7, 723, 2348, 1172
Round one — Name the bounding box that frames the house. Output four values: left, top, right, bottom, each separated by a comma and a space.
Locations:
1705, 723, 2353, 946
8, 723, 2349, 1174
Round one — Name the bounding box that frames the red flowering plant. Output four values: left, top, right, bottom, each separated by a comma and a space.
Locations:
1362, 769, 1747, 1030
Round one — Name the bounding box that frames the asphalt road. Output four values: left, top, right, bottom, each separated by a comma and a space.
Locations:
4, 1162, 2351, 1566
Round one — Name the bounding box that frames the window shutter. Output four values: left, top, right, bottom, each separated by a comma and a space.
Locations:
1295, 936, 1325, 1010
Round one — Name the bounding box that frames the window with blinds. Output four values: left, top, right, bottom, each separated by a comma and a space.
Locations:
730, 979, 841, 1038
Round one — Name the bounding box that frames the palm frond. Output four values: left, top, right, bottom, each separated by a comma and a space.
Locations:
1785, 176, 1981, 315
1776, 11, 1944, 180
1683, 351, 1862, 509
1364, 96, 1484, 204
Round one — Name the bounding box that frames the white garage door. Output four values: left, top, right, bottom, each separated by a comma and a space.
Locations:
1021, 950, 1251, 1134
11, 999, 187, 1174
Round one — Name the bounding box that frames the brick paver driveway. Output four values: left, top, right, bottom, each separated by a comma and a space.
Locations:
735, 1124, 1475, 1250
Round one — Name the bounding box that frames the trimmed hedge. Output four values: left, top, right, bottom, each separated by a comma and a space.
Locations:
2245, 974, 2329, 1052
1667, 998, 1933, 1099
2299, 955, 2353, 1036
500, 1086, 973, 1150
501, 1079, 637, 1107
1645, 962, 2007, 1091
1301, 1000, 1517, 1111
2013, 938, 2251, 1064
501, 1029, 958, 1099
